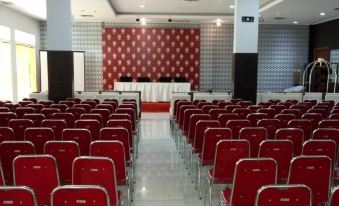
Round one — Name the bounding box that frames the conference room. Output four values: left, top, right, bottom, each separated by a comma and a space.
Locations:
1, 0, 339, 205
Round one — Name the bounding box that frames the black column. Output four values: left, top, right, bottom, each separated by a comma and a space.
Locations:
47, 51, 74, 102
232, 53, 258, 103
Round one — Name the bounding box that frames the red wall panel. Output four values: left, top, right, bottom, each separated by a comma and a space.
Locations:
102, 28, 200, 90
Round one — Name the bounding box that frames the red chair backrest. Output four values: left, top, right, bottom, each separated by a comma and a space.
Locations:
237, 101, 252, 108
80, 101, 96, 109
256, 185, 311, 206
27, 103, 45, 113
100, 128, 131, 162
102, 101, 118, 112
73, 104, 91, 113
0, 186, 38, 206
90, 141, 128, 186
200, 128, 232, 165
248, 105, 263, 113
275, 128, 304, 156
288, 156, 332, 205
330, 187, 339, 206
259, 140, 293, 183
178, 105, 196, 129
209, 109, 228, 120
302, 112, 323, 130
115, 108, 136, 131
225, 105, 241, 113
52, 112, 75, 128
25, 127, 54, 154
23, 113, 45, 127
44, 141, 79, 185
257, 119, 282, 139
62, 128, 91, 156
50, 104, 68, 112
41, 119, 67, 140
291, 105, 308, 114
66, 107, 86, 119
319, 119, 339, 129
72, 157, 119, 206
274, 114, 296, 127
281, 109, 301, 118
187, 114, 211, 143
8, 119, 34, 141
193, 120, 219, 153
211, 140, 250, 184
15, 107, 35, 118
0, 141, 35, 185
0, 127, 14, 143
269, 104, 287, 113
38, 100, 54, 108
247, 113, 268, 127
308, 108, 328, 119
232, 108, 251, 119
287, 119, 312, 140
313, 128, 339, 149
13, 155, 59, 206
257, 108, 277, 119
329, 113, 339, 119
66, 98, 81, 104
302, 139, 337, 169
75, 119, 101, 141
226, 119, 251, 139
51, 185, 110, 206
183, 109, 203, 133
230, 158, 277, 205
218, 113, 240, 127
41, 108, 60, 118
106, 120, 133, 147
239, 127, 267, 157
80, 113, 103, 127
91, 109, 110, 127
59, 101, 75, 107
202, 105, 218, 114
95, 104, 114, 114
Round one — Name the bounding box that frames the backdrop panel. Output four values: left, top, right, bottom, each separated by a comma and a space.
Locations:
102, 28, 200, 90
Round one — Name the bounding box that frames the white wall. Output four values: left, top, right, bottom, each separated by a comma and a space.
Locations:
0, 5, 40, 102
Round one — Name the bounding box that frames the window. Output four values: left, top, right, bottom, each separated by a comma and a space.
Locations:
0, 25, 13, 101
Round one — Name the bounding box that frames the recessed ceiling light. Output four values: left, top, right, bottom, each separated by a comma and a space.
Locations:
141, 18, 146, 26
293, 21, 299, 24
320, 12, 326, 16
229, 5, 235, 9
139, 5, 145, 8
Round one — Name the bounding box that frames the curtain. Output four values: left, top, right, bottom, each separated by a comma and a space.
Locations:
0, 41, 13, 101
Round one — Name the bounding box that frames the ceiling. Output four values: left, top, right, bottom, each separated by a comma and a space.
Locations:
1, 0, 339, 25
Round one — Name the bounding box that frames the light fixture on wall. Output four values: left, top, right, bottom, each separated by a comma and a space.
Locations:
141, 18, 146, 26
320, 12, 326, 16
216, 18, 222, 27
229, 5, 234, 9
293, 21, 299, 24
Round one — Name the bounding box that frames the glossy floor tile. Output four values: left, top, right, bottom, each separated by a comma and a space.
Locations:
132, 112, 215, 206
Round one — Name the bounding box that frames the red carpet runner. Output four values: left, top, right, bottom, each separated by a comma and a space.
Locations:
141, 102, 170, 112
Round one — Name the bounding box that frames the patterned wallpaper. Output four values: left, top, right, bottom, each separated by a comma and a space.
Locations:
40, 22, 310, 93
331, 50, 339, 63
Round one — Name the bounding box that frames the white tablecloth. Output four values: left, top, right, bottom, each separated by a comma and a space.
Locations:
114, 82, 191, 102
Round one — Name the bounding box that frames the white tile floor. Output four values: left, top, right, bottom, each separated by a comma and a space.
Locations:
132, 112, 209, 206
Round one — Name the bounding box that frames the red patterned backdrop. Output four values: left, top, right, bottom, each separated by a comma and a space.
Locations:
102, 28, 200, 90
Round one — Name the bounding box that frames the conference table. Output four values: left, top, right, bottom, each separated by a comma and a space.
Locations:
114, 82, 191, 102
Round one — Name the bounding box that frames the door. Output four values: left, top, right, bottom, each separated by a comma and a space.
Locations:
314, 47, 330, 61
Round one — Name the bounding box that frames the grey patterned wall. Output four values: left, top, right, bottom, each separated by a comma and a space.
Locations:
40, 22, 310, 93
331, 50, 339, 63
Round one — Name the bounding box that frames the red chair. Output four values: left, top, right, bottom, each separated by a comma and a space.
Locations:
269, 104, 286, 113
115, 108, 137, 132
206, 140, 251, 206
278, 102, 292, 108
0, 107, 10, 112
288, 156, 332, 206
202, 105, 218, 114
0, 112, 17, 127
23, 98, 37, 103
73, 104, 91, 113
59, 100, 75, 107
66, 107, 86, 119
291, 104, 308, 114
183, 109, 203, 136
80, 113, 103, 127
275, 128, 304, 156
331, 109, 339, 114
225, 105, 241, 113
193, 120, 220, 155
50, 104, 68, 112
268, 99, 281, 104
13, 155, 59, 206
52, 112, 75, 128
237, 101, 252, 108
107, 120, 134, 154
187, 114, 211, 146
44, 141, 80, 185
287, 119, 312, 140
274, 113, 296, 127
109, 113, 131, 121
239, 127, 267, 157
257, 119, 282, 139
218, 113, 239, 127
313, 128, 339, 150
80, 100, 96, 109
308, 108, 328, 119
329, 113, 339, 119
75, 119, 101, 141
23, 113, 45, 127
27, 103, 44, 113
96, 104, 114, 114
91, 109, 110, 127
72, 157, 122, 206
66, 98, 81, 104
298, 101, 313, 110
8, 119, 34, 141
256, 185, 311, 206
319, 119, 339, 129
91, 141, 131, 203
330, 186, 339, 206
287, 99, 300, 105
118, 104, 137, 119
232, 108, 251, 119
102, 101, 118, 113
0, 127, 14, 143
281, 109, 301, 118
0, 186, 38, 206
193, 99, 206, 106
217, 101, 233, 108
197, 102, 212, 109
15, 107, 35, 118
304, 99, 317, 107
209, 109, 228, 120
259, 140, 293, 183
18, 101, 32, 107
220, 158, 277, 206
230, 99, 243, 104
51, 185, 110, 206
0, 141, 35, 184
248, 105, 263, 113
302, 112, 323, 130
24, 127, 54, 154
4, 103, 20, 112
38, 100, 54, 108
257, 108, 277, 119
177, 105, 197, 133
41, 119, 67, 140
172, 100, 188, 119
247, 113, 268, 127
322, 100, 335, 108
41, 108, 60, 118
226, 119, 251, 139
62, 128, 91, 156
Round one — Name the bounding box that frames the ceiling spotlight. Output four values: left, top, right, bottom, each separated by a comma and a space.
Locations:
216, 19, 222, 27
229, 5, 235, 9
141, 18, 146, 26
139, 5, 144, 8
293, 21, 299, 24
320, 12, 326, 16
